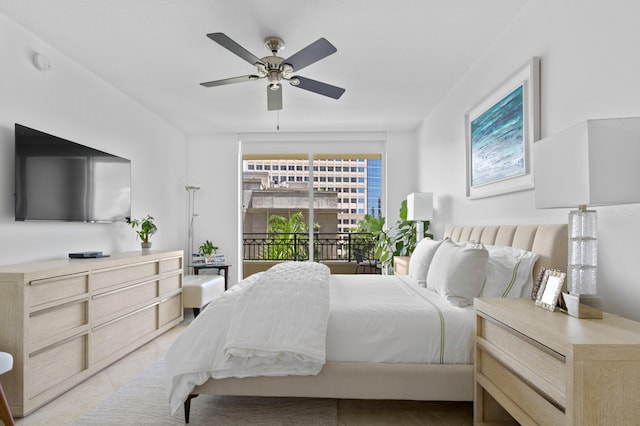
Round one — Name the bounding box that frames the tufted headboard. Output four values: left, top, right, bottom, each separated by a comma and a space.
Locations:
444, 224, 568, 281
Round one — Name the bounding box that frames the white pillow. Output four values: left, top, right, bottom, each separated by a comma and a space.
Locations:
426, 239, 489, 307
483, 245, 539, 298
408, 238, 443, 287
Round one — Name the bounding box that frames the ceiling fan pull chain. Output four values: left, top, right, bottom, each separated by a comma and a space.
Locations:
276, 110, 280, 131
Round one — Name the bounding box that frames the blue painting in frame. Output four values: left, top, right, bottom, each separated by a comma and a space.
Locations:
470, 84, 524, 187
465, 57, 540, 199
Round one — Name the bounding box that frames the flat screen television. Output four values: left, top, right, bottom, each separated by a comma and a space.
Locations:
14, 123, 131, 223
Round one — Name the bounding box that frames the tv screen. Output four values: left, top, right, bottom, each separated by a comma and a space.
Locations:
14, 124, 131, 223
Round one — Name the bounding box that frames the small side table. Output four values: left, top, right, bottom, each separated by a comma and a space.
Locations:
190, 263, 231, 290
393, 256, 410, 275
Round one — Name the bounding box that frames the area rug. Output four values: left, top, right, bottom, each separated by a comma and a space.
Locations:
73, 358, 337, 425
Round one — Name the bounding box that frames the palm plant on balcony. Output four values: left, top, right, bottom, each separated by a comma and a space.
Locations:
266, 212, 318, 260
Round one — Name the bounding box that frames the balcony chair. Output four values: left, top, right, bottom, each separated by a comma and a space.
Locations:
353, 248, 382, 274
0, 351, 15, 426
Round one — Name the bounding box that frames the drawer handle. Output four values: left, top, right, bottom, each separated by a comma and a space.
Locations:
92, 278, 158, 299
92, 259, 158, 274
29, 297, 88, 317
29, 330, 88, 358
92, 302, 159, 331
479, 312, 566, 362
30, 271, 89, 286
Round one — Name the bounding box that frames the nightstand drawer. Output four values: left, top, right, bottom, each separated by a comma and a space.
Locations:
477, 348, 564, 426
477, 313, 566, 406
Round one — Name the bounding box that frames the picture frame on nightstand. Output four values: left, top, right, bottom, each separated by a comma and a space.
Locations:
535, 269, 566, 311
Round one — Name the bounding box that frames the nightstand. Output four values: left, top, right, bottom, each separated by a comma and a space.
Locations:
474, 297, 640, 425
393, 256, 410, 275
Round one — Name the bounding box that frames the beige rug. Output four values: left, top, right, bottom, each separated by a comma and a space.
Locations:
73, 358, 337, 425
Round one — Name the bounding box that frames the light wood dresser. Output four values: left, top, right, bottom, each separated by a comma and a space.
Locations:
0, 250, 183, 417
474, 297, 640, 425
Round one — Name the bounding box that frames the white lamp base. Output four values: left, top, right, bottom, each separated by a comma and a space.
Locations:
562, 293, 603, 319
415, 221, 424, 243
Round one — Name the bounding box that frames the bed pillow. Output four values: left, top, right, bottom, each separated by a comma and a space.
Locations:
483, 245, 539, 298
408, 238, 443, 287
426, 239, 489, 307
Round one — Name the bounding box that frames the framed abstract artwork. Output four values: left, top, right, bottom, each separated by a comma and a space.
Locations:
465, 57, 540, 198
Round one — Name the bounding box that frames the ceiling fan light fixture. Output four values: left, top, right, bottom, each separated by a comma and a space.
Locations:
269, 82, 280, 91
264, 37, 285, 54
289, 77, 300, 86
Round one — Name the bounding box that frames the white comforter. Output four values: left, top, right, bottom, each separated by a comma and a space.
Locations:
166, 261, 330, 414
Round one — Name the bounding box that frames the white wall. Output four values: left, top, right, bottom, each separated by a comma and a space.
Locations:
0, 13, 187, 264
416, 0, 640, 320
185, 131, 416, 285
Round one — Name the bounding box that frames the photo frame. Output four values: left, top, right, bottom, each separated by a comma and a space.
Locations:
531, 267, 547, 300
465, 57, 540, 199
535, 269, 566, 312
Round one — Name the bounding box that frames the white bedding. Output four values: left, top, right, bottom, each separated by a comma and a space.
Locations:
327, 274, 474, 364
166, 266, 475, 414
166, 261, 330, 414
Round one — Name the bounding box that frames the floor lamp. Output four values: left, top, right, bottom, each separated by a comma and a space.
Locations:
186, 185, 201, 265
534, 117, 640, 318
407, 192, 433, 243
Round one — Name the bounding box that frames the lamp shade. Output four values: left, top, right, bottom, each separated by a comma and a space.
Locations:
534, 117, 640, 208
407, 192, 433, 221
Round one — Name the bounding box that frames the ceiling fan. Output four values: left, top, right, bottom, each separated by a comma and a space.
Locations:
200, 33, 345, 111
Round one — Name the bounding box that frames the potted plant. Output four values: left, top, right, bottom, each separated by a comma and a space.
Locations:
198, 239, 218, 264
374, 200, 432, 272
129, 215, 157, 249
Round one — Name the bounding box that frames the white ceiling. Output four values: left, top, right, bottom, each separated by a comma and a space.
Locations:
1, 0, 527, 134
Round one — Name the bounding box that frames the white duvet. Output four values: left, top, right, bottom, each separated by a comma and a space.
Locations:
166, 261, 330, 414
166, 265, 475, 415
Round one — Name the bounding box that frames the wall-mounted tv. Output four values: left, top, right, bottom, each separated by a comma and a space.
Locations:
14, 123, 131, 223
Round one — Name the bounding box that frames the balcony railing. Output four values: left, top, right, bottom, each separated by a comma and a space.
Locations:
243, 232, 377, 261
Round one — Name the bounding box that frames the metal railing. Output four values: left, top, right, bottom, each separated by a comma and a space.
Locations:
243, 232, 377, 261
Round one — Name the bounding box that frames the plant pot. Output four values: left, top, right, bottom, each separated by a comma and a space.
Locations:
141, 242, 152, 250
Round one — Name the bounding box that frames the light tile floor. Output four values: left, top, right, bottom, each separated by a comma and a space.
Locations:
10, 311, 474, 425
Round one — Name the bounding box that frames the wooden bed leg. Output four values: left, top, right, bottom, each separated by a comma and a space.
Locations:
184, 394, 198, 423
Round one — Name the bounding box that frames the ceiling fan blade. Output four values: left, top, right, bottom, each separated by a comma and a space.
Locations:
267, 85, 283, 111
200, 75, 259, 87
207, 32, 263, 66
292, 76, 345, 99
283, 38, 337, 72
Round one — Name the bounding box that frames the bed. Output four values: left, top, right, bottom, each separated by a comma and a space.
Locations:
167, 224, 567, 422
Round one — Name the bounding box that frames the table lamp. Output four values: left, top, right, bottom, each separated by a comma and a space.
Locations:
407, 192, 433, 243
534, 117, 640, 318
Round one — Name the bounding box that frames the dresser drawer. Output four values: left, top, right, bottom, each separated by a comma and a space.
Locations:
92, 280, 158, 324
29, 300, 88, 346
477, 348, 564, 426
28, 333, 88, 399
159, 293, 182, 327
477, 314, 566, 406
159, 256, 182, 274
28, 273, 89, 307
159, 273, 181, 295
92, 261, 158, 291
91, 303, 158, 363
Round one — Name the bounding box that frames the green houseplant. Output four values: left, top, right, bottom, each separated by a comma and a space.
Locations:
374, 200, 432, 272
198, 240, 218, 256
129, 215, 157, 249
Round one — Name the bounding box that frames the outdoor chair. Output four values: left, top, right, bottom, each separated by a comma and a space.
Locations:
353, 248, 382, 274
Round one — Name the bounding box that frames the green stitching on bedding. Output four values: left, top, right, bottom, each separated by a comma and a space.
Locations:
420, 296, 445, 364
501, 259, 522, 297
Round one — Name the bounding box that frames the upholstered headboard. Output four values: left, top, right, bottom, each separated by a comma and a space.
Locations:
444, 224, 568, 281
